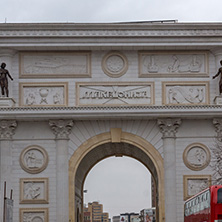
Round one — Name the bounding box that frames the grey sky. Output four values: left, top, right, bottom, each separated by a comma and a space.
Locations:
1, 0, 222, 23
84, 157, 151, 219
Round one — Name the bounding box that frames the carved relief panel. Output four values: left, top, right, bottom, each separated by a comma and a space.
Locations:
19, 51, 91, 78
183, 175, 211, 200
19, 82, 68, 107
162, 82, 209, 105
76, 82, 154, 106
139, 51, 208, 77
183, 143, 211, 171
20, 208, 48, 222
20, 178, 48, 204
20, 145, 49, 174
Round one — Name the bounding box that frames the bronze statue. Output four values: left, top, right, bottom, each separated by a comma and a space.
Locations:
0, 62, 13, 97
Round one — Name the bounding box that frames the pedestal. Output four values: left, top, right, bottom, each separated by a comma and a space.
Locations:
214, 95, 222, 105
0, 98, 15, 107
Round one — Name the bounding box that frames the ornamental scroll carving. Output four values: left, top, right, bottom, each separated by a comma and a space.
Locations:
162, 82, 209, 105
20, 146, 49, 174
139, 51, 208, 77
49, 120, 73, 139
157, 118, 181, 138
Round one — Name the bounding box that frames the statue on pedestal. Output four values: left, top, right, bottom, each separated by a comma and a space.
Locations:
213, 60, 222, 95
0, 62, 13, 97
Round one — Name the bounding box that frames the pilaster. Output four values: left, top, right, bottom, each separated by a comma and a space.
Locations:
49, 119, 74, 222
0, 120, 17, 222
157, 118, 181, 222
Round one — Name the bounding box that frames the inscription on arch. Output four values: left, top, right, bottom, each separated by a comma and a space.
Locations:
76, 82, 154, 106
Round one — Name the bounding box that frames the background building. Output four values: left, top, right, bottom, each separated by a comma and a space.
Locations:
140, 209, 156, 222
84, 202, 109, 222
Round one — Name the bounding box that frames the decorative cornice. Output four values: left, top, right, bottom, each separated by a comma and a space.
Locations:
1, 23, 222, 38
213, 118, 222, 141
0, 120, 17, 140
49, 120, 73, 140
0, 105, 221, 120
157, 118, 182, 138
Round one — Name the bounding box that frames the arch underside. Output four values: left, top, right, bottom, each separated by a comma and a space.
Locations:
69, 131, 165, 222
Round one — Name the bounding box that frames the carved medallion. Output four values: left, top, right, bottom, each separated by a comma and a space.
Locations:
183, 143, 211, 171
102, 51, 128, 78
20, 145, 49, 174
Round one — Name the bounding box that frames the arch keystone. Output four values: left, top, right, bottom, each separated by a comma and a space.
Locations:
110, 128, 122, 143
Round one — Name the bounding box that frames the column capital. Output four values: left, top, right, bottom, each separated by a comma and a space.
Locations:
213, 118, 222, 141
157, 118, 182, 138
49, 119, 73, 140
0, 120, 17, 140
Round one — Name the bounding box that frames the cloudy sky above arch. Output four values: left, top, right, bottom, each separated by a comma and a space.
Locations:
1, 0, 222, 23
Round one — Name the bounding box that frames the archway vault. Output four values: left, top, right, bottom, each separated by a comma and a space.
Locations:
69, 128, 165, 222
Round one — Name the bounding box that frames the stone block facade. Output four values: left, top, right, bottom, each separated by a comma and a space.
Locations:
0, 22, 221, 222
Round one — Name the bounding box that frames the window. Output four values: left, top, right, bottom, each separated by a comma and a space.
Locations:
218, 188, 222, 203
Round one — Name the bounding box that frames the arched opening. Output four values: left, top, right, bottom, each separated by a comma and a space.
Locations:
69, 130, 165, 222
83, 156, 152, 219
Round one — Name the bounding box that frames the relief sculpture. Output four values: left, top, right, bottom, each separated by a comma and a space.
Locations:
24, 182, 41, 200
23, 212, 44, 222
24, 87, 63, 106
20, 178, 48, 204
188, 179, 208, 196
168, 87, 204, 104
139, 52, 207, 77
20, 83, 68, 107
183, 143, 210, 171
20, 146, 48, 174
20, 52, 91, 78
25, 151, 43, 169
163, 82, 209, 105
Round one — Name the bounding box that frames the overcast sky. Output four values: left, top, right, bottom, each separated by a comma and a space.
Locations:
1, 0, 222, 23
84, 157, 151, 219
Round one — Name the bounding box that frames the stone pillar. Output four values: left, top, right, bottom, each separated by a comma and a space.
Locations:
157, 118, 181, 222
49, 120, 74, 222
0, 49, 16, 98
0, 120, 17, 221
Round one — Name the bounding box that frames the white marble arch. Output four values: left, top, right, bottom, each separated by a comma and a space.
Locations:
69, 130, 165, 222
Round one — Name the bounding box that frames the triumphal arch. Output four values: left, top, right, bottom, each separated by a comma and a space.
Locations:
0, 21, 222, 222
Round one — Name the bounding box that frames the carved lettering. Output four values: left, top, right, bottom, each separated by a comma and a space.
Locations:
78, 83, 153, 106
